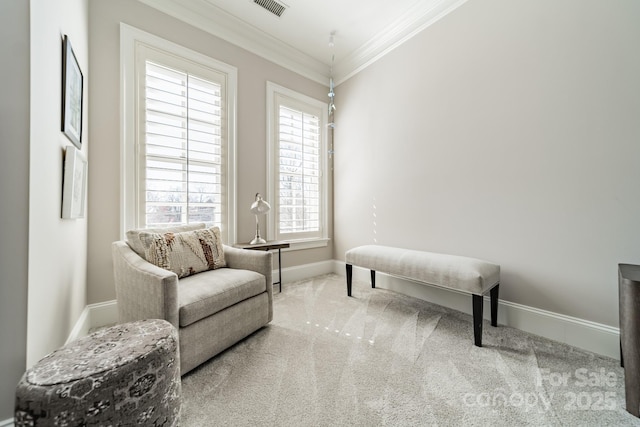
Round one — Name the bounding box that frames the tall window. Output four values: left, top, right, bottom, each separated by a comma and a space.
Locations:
121, 25, 237, 243
142, 60, 223, 228
267, 82, 328, 246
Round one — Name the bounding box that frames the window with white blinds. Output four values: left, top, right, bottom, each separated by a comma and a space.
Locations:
142, 61, 223, 228
121, 25, 237, 243
267, 82, 328, 245
278, 106, 320, 234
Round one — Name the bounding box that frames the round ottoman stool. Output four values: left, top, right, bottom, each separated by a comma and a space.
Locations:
15, 319, 181, 426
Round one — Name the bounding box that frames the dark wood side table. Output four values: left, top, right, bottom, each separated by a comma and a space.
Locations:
234, 241, 290, 293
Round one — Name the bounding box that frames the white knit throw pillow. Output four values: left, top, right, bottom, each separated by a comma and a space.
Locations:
138, 226, 226, 278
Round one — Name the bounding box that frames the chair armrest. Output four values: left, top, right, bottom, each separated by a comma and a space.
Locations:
223, 245, 273, 296
111, 241, 179, 329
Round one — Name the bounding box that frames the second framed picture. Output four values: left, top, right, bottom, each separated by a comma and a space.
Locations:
62, 146, 87, 219
62, 34, 83, 148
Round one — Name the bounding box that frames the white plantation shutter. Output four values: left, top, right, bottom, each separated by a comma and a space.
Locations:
278, 106, 320, 234
132, 43, 233, 240
267, 82, 328, 245
121, 26, 237, 242
142, 61, 223, 228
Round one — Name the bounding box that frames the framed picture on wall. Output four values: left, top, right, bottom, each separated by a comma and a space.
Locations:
62, 34, 83, 149
62, 146, 87, 219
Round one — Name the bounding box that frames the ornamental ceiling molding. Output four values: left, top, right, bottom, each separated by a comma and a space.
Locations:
138, 0, 468, 87
332, 0, 469, 85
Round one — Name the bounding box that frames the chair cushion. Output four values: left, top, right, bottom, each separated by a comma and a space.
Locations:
137, 227, 226, 279
178, 268, 266, 327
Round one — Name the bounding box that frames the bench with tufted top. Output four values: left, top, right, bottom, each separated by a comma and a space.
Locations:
345, 245, 500, 347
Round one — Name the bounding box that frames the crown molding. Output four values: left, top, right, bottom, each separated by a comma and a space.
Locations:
138, 0, 468, 87
333, 0, 469, 84
138, 0, 330, 85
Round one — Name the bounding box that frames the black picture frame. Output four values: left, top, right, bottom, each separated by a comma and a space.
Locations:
62, 35, 83, 149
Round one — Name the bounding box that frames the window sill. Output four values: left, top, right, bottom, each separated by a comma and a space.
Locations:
281, 238, 330, 251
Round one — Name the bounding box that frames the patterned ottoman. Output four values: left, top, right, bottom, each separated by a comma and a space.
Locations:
15, 319, 181, 426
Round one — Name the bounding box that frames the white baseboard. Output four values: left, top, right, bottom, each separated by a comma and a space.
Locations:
66, 300, 119, 343
277, 260, 335, 284
69, 260, 620, 361
87, 300, 119, 328
65, 305, 90, 345
0, 417, 14, 427
332, 261, 620, 360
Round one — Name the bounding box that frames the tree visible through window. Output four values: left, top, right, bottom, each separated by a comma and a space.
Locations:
143, 61, 223, 228
267, 82, 328, 245
278, 105, 320, 234
121, 25, 237, 243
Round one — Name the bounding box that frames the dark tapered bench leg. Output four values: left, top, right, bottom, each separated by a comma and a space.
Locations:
371, 270, 376, 288
473, 294, 483, 347
474, 285, 499, 347
490, 283, 499, 327
346, 264, 353, 296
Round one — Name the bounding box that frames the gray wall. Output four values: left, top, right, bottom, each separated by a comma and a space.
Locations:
334, 0, 640, 327
1, 0, 90, 417
28, 0, 89, 367
0, 0, 29, 420
87, 0, 333, 305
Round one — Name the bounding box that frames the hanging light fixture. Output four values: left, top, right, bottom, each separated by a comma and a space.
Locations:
328, 32, 336, 116
328, 31, 336, 158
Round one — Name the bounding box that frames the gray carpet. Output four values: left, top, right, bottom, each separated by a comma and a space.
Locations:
181, 274, 640, 426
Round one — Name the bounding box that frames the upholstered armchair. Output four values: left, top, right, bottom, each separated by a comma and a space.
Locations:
111, 224, 273, 375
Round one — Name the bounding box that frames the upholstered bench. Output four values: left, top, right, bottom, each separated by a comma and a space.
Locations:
345, 245, 500, 347
15, 319, 181, 426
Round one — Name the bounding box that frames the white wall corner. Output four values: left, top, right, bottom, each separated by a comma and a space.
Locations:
65, 305, 90, 345
67, 300, 118, 343
333, 262, 620, 360
0, 418, 14, 427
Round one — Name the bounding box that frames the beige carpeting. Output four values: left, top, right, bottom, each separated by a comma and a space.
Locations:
181, 274, 640, 426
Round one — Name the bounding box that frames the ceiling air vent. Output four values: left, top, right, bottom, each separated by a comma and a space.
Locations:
253, 0, 287, 17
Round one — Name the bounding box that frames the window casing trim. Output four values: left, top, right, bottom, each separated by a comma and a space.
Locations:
120, 23, 237, 243
266, 81, 328, 249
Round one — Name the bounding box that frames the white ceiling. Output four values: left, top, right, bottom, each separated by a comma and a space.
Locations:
138, 0, 468, 85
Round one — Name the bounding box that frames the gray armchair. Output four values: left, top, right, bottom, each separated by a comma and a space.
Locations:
112, 229, 273, 376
